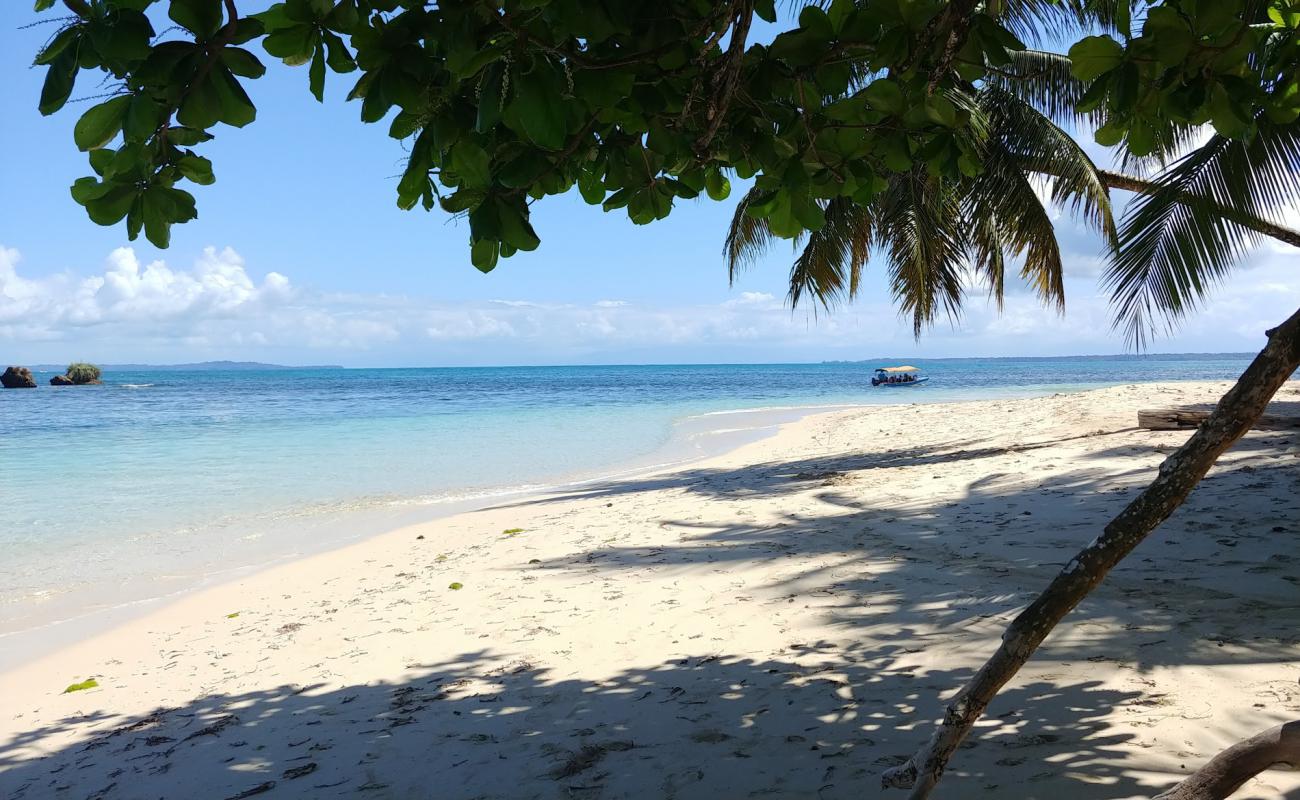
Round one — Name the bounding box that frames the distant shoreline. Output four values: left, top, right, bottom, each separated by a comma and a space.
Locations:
27, 361, 344, 371
18, 352, 1260, 372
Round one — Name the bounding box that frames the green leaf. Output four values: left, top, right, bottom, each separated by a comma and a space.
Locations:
83, 184, 138, 225
74, 96, 131, 151
705, 169, 731, 201
212, 67, 257, 127
448, 581, 464, 590
495, 198, 540, 251
177, 154, 215, 184
222, 47, 267, 79
39, 49, 79, 116
577, 168, 604, 204
450, 139, 491, 187
321, 31, 356, 73
508, 61, 569, 150
862, 79, 904, 115
35, 0, 57, 9
1093, 119, 1126, 147
263, 23, 316, 64
123, 94, 162, 141
1068, 35, 1124, 82
34, 25, 80, 66
178, 71, 223, 129
63, 679, 98, 693
309, 42, 326, 101
476, 62, 504, 133
170, 0, 224, 39
755, 0, 776, 23
470, 240, 498, 272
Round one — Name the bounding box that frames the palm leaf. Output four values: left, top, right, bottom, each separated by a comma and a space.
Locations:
1105, 119, 1300, 347
787, 197, 874, 309
877, 170, 969, 335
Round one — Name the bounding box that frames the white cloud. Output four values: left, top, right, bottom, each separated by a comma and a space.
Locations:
2, 242, 1297, 366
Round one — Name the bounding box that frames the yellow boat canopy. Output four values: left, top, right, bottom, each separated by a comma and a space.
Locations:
875, 366, 919, 373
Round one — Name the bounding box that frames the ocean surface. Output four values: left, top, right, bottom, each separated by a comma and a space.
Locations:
0, 355, 1255, 653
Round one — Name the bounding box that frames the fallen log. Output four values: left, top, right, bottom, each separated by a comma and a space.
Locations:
1138, 408, 1300, 431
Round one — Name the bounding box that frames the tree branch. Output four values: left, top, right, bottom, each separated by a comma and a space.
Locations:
1154, 720, 1300, 800
1096, 169, 1300, 249
882, 305, 1300, 798
1028, 161, 1300, 249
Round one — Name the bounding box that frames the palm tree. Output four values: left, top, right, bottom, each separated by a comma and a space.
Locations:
724, 79, 1117, 335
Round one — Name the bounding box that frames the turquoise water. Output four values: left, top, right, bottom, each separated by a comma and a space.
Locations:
0, 355, 1255, 639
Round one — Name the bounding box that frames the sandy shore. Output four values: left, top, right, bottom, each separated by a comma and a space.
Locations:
2, 381, 1298, 799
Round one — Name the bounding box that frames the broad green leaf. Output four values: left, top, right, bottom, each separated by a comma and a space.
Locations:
470, 240, 498, 272
35, 0, 57, 10
321, 31, 356, 73
862, 79, 904, 114
178, 71, 223, 129
508, 61, 569, 150
222, 47, 267, 79
123, 94, 162, 141
73, 96, 131, 151
496, 199, 540, 251
83, 184, 138, 225
577, 168, 604, 204
34, 25, 80, 66
212, 67, 257, 127
1068, 35, 1123, 82
705, 170, 731, 201
170, 0, 224, 39
450, 140, 491, 187
177, 154, 215, 185
309, 43, 326, 101
39, 49, 78, 116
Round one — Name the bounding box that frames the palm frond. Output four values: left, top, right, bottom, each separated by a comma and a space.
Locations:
787, 197, 874, 309
1104, 119, 1300, 347
983, 86, 1116, 244
877, 170, 969, 336
986, 49, 1099, 129
725, 186, 776, 285
996, 0, 1123, 47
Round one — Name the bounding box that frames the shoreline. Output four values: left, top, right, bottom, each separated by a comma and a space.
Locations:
0, 378, 1167, 671
4, 380, 1298, 799
0, 401, 863, 672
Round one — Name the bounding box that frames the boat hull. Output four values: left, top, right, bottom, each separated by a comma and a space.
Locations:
874, 377, 929, 387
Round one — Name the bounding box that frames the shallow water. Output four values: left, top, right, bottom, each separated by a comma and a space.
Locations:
0, 355, 1254, 639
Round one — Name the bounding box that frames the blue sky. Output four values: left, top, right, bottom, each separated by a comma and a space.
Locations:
2, 8, 1298, 367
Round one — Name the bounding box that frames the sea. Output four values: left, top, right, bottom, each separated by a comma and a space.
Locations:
0, 354, 1256, 663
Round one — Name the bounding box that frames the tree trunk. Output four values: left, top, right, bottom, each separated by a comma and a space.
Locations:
881, 305, 1300, 798
1153, 720, 1300, 800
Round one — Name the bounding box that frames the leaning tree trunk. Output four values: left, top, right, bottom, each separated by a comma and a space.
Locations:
881, 305, 1300, 798
1153, 720, 1300, 800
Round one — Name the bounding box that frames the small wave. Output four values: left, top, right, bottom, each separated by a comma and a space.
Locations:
682, 403, 857, 420
119, 383, 155, 389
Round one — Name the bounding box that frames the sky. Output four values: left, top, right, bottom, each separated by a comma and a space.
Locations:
2, 8, 1298, 367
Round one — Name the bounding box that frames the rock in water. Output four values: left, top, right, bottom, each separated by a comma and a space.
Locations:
1, 366, 37, 388
50, 374, 74, 386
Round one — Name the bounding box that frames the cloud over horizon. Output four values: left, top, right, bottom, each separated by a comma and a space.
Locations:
1, 243, 1296, 366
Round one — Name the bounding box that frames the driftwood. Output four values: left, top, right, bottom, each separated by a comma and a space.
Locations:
881, 306, 1300, 798
1154, 720, 1300, 800
1139, 408, 1300, 430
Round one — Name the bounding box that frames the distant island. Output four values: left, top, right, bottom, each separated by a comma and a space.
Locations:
29, 361, 344, 371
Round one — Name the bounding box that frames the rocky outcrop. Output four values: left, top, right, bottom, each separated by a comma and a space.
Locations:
50, 374, 74, 386
1, 366, 37, 388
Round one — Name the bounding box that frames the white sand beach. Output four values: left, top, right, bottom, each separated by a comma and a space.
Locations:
2, 381, 1298, 800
